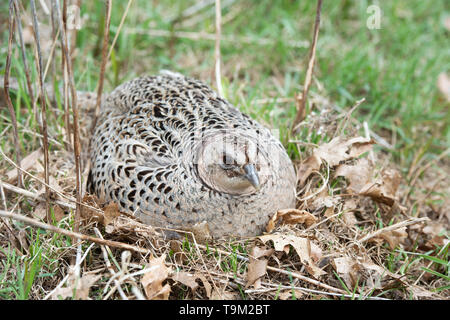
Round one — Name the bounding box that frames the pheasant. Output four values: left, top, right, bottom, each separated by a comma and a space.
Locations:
87, 71, 296, 238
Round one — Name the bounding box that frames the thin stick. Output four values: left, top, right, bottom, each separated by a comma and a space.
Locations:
4, 1, 23, 188
53, 0, 82, 236
214, 0, 224, 97
13, 0, 37, 127
92, 0, 112, 136
30, 0, 51, 221
61, 0, 72, 150
358, 217, 429, 243
291, 0, 322, 134
69, 0, 81, 67
0, 210, 150, 254
107, 0, 133, 60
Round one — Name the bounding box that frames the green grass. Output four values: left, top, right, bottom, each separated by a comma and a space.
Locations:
1, 0, 448, 165
0, 0, 448, 300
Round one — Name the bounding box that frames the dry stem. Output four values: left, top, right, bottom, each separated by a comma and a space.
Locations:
214, 0, 224, 97
0, 210, 150, 255
92, 0, 112, 136
30, 0, 51, 220
4, 1, 23, 188
52, 0, 82, 237
291, 0, 322, 134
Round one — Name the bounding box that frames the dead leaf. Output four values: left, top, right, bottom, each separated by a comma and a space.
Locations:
437, 72, 450, 102
336, 161, 402, 207
310, 194, 339, 211
297, 136, 375, 186
51, 273, 101, 300
141, 254, 171, 300
278, 289, 304, 300
194, 273, 212, 298
370, 227, 408, 249
314, 136, 374, 167
359, 168, 401, 206
259, 233, 325, 278
250, 246, 274, 260
266, 209, 318, 232
6, 148, 43, 183
297, 154, 321, 186
103, 202, 121, 225
172, 271, 199, 292
189, 220, 212, 243
52, 205, 66, 222
80, 194, 103, 221
48, 176, 65, 200
333, 257, 357, 289
342, 198, 358, 227
335, 158, 373, 194
246, 258, 268, 288
245, 246, 272, 288
32, 202, 47, 220
323, 206, 335, 219
423, 221, 447, 238
170, 240, 188, 265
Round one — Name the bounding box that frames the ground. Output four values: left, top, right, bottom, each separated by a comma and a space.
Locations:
0, 0, 448, 300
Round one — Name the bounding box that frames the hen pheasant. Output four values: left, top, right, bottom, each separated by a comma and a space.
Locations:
87, 72, 296, 238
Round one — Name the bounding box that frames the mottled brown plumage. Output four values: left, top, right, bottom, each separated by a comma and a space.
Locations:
87, 72, 296, 238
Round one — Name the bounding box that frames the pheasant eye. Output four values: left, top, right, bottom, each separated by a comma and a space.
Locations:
222, 154, 234, 165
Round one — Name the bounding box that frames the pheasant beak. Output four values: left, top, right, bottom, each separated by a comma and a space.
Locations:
243, 164, 260, 190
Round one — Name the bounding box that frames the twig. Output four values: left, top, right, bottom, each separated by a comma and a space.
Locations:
61, 0, 72, 150
92, 0, 112, 136
13, 0, 37, 126
214, 0, 224, 97
30, 0, 51, 221
4, 1, 23, 188
107, 0, 133, 60
0, 210, 151, 254
291, 0, 322, 134
53, 0, 82, 237
358, 217, 429, 243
